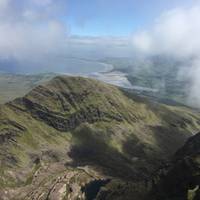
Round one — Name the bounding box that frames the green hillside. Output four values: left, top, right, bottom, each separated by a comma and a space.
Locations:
0, 76, 200, 199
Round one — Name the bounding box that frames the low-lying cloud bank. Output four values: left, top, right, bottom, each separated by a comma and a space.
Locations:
0, 0, 68, 72
132, 3, 200, 108
0, 0, 133, 73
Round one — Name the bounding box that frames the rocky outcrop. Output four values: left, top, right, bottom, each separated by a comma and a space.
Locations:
18, 96, 123, 131
150, 132, 200, 200
0, 119, 26, 144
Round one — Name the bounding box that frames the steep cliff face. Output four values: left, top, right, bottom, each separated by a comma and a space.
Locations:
0, 76, 200, 199
150, 133, 200, 200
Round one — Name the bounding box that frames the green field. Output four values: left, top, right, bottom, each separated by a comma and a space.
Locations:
0, 73, 56, 104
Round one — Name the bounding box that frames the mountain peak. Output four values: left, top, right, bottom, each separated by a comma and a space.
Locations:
1, 76, 200, 199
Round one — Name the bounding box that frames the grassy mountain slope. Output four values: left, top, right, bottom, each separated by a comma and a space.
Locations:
0, 76, 200, 199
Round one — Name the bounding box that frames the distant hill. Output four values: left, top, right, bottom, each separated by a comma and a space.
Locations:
0, 73, 56, 104
0, 76, 200, 199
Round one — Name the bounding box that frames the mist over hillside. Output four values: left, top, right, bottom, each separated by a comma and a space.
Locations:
101, 56, 193, 107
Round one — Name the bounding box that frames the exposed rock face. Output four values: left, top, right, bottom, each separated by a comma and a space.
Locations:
19, 95, 122, 132
0, 76, 200, 199
150, 132, 200, 200
175, 132, 200, 158
0, 119, 26, 144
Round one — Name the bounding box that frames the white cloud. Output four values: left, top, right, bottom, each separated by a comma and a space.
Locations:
133, 4, 200, 57
0, 0, 133, 73
0, 0, 68, 70
186, 60, 200, 108
132, 31, 153, 53
132, 3, 200, 107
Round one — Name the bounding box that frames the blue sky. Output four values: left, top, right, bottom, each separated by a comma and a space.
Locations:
66, 0, 195, 36
0, 0, 200, 74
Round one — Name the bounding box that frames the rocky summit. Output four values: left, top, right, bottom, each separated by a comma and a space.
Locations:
0, 76, 200, 200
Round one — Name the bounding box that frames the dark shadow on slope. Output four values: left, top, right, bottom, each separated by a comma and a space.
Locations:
68, 122, 196, 200
81, 179, 110, 200
68, 123, 188, 183
68, 124, 143, 181
121, 135, 164, 176
149, 126, 190, 157
121, 125, 193, 181
122, 136, 146, 158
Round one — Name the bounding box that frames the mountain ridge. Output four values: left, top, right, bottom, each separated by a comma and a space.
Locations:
0, 75, 200, 199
